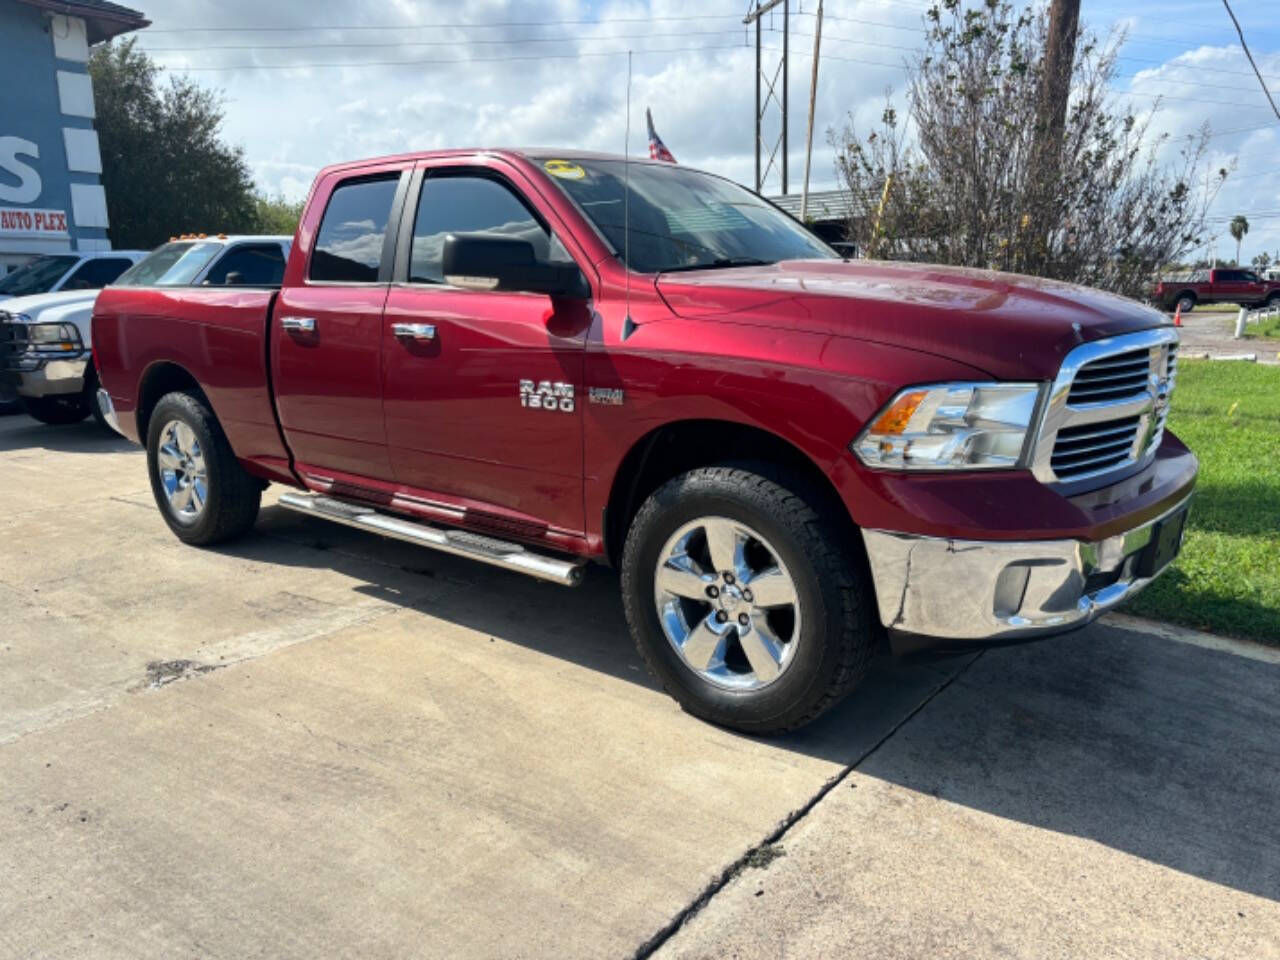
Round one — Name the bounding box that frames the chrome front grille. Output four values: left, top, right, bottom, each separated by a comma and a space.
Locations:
1050, 416, 1141, 478
1033, 328, 1179, 486
1067, 348, 1151, 404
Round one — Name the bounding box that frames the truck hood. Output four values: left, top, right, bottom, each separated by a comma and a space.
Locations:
0, 289, 101, 318
655, 259, 1171, 380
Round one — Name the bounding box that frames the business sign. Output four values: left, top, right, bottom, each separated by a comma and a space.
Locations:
0, 206, 69, 237
0, 136, 41, 204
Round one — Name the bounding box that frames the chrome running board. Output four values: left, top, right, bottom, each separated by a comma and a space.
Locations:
276, 492, 586, 587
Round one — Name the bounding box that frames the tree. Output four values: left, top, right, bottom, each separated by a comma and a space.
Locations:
829, 0, 1227, 299
1253, 251, 1272, 272
253, 194, 305, 236
1229, 215, 1249, 267
89, 39, 258, 248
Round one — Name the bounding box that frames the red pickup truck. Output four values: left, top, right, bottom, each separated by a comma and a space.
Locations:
93, 149, 1196, 733
1153, 268, 1280, 313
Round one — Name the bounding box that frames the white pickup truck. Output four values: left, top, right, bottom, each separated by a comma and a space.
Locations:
0, 251, 147, 303
0, 251, 146, 415
1, 236, 291, 425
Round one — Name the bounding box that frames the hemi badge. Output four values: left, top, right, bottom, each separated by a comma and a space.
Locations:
588, 387, 624, 406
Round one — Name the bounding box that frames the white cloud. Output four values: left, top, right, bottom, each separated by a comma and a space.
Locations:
136, 0, 1279, 262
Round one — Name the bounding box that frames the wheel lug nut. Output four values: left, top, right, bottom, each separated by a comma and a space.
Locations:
707, 585, 720, 598
738, 613, 749, 626
743, 590, 753, 602
715, 610, 728, 623
723, 572, 735, 585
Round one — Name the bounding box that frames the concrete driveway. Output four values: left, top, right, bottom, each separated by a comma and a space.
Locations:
1, 413, 1277, 959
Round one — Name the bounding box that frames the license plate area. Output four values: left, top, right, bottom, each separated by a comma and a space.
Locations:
1135, 506, 1188, 578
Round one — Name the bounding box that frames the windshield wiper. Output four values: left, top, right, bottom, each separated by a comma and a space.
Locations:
660, 257, 776, 274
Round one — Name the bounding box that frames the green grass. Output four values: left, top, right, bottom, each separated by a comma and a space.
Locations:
1123, 360, 1280, 643
1242, 313, 1280, 339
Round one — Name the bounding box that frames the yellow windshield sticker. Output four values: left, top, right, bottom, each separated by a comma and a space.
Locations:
544, 159, 586, 180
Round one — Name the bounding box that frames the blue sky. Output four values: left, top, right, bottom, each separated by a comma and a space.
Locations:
136, 0, 1280, 263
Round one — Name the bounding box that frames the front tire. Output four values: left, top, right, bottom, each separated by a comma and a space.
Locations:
20, 394, 89, 425
620, 464, 877, 734
146, 391, 261, 545
1175, 293, 1196, 314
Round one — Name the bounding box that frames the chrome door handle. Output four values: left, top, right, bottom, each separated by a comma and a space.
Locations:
281, 316, 316, 333
392, 322, 437, 341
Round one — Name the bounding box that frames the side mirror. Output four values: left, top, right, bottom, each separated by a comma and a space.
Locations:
442, 234, 586, 297
223, 271, 244, 286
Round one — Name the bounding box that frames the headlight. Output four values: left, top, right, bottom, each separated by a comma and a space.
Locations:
25, 322, 83, 353
853, 382, 1043, 470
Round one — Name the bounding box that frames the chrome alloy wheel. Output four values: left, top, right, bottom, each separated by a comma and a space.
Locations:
653, 516, 802, 690
156, 419, 208, 523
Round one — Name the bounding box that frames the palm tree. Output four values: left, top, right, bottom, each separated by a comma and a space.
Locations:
1229, 215, 1249, 266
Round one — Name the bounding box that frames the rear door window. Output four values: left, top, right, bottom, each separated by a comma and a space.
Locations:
203, 244, 287, 286
310, 177, 399, 283
60, 257, 135, 290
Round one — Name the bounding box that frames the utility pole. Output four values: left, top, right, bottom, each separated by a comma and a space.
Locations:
1028, 0, 1080, 266
744, 0, 789, 194
1037, 0, 1081, 154
800, 0, 823, 222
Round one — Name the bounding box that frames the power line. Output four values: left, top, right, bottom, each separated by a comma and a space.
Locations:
139, 27, 747, 53
798, 30, 1280, 94
137, 10, 1280, 86
1225, 166, 1280, 181
1219, 0, 1280, 120
149, 41, 755, 72
141, 13, 750, 33
148, 22, 1280, 97
782, 44, 1280, 112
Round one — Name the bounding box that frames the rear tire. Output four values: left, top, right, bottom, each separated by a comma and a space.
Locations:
620, 463, 877, 734
1175, 293, 1196, 314
1266, 292, 1280, 309
20, 394, 89, 425
146, 391, 261, 545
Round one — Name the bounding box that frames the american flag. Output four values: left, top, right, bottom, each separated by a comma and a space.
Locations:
646, 108, 676, 163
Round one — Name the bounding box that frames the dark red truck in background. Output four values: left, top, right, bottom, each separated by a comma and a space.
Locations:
1152, 267, 1280, 313
93, 150, 1197, 733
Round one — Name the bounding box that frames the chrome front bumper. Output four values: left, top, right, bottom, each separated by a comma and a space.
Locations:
2, 354, 88, 397
862, 495, 1191, 646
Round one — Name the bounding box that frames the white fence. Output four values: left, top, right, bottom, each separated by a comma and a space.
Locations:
1235, 304, 1280, 339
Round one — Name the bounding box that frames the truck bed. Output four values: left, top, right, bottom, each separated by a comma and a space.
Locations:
93, 286, 292, 481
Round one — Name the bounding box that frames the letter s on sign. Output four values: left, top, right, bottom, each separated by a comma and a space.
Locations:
0, 137, 42, 205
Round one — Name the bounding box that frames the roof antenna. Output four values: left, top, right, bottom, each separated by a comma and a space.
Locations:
621, 50, 637, 342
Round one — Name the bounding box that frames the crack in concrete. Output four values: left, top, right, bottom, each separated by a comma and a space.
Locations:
630, 652, 985, 959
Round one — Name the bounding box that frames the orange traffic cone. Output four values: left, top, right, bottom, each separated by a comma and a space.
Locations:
1173, 303, 1182, 327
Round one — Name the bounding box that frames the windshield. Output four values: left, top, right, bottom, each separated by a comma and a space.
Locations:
536, 157, 836, 273
114, 242, 223, 287
0, 255, 78, 296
